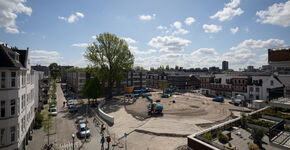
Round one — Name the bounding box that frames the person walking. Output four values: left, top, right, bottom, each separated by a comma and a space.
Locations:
63, 101, 65, 107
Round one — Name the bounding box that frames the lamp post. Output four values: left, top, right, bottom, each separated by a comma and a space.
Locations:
72, 134, 75, 150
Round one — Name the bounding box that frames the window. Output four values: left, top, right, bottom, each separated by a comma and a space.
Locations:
271, 80, 274, 86
10, 126, 15, 142
250, 87, 253, 92
256, 95, 260, 99
256, 87, 260, 93
10, 99, 15, 116
1, 72, 5, 88
11, 72, 16, 87
0, 129, 4, 145
0, 101, 5, 118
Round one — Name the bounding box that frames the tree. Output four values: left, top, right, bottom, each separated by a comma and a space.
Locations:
251, 127, 265, 147
42, 106, 53, 145
82, 77, 102, 104
84, 33, 134, 98
175, 65, 179, 70
248, 142, 259, 150
165, 65, 170, 70
48, 63, 61, 79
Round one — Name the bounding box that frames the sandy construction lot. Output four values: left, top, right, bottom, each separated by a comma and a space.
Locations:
102, 92, 250, 150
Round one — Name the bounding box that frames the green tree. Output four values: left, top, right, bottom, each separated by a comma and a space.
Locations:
42, 106, 53, 145
165, 65, 170, 70
82, 77, 102, 104
251, 127, 265, 147
48, 63, 61, 79
84, 33, 134, 98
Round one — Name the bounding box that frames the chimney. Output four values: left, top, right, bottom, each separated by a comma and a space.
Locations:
27, 47, 29, 51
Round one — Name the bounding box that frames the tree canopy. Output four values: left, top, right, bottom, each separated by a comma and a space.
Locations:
48, 63, 61, 79
82, 77, 102, 102
84, 33, 134, 97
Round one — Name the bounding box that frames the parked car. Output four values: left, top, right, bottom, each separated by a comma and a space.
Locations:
69, 105, 78, 113
69, 103, 75, 109
67, 100, 74, 106
75, 116, 84, 124
78, 123, 90, 138
50, 107, 57, 116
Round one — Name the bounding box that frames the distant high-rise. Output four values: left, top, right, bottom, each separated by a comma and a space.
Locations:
222, 61, 229, 70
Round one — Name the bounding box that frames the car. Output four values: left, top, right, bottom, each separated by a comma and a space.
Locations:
69, 103, 75, 109
75, 116, 84, 124
78, 119, 86, 124
78, 123, 90, 138
50, 107, 57, 116
67, 100, 74, 106
69, 105, 78, 113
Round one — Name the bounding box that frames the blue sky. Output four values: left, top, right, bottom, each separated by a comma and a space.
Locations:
0, 0, 290, 70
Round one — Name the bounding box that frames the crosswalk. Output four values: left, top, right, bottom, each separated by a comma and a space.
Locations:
58, 141, 80, 150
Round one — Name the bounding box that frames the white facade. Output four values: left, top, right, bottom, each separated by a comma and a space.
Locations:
247, 76, 283, 101
33, 71, 44, 109
0, 50, 35, 150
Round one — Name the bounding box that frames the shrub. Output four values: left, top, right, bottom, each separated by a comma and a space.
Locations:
202, 132, 213, 141
246, 116, 275, 128
251, 127, 265, 147
34, 112, 43, 129
218, 133, 229, 144
248, 142, 259, 150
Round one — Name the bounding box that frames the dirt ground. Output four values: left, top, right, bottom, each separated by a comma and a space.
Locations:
102, 92, 251, 150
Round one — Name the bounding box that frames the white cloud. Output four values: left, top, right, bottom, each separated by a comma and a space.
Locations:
173, 21, 182, 29
92, 35, 97, 39
148, 36, 191, 53
129, 46, 156, 55
191, 48, 218, 56
210, 0, 244, 21
121, 37, 137, 44
202, 24, 222, 33
30, 50, 59, 56
256, 1, 290, 27
230, 27, 239, 34
0, 0, 32, 34
30, 50, 63, 65
171, 21, 189, 35
157, 25, 167, 30
58, 12, 84, 23
230, 39, 285, 51
184, 17, 195, 25
5, 27, 19, 34
139, 14, 156, 21
72, 43, 89, 48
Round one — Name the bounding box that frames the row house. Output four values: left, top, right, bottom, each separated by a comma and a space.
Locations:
200, 74, 284, 101
0, 44, 37, 150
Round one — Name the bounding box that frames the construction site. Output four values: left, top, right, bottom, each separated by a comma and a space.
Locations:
100, 88, 252, 150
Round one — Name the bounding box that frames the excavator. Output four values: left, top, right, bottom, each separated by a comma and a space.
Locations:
143, 95, 163, 115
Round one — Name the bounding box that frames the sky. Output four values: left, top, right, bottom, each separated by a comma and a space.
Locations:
0, 0, 290, 70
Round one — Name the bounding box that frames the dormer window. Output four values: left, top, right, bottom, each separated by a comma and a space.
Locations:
15, 52, 19, 62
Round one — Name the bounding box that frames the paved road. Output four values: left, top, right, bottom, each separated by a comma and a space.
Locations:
27, 83, 116, 150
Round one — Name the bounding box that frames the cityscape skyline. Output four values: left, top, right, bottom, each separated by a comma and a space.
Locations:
0, 0, 290, 70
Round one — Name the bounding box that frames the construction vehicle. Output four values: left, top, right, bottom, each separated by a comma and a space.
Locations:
165, 88, 175, 94
212, 97, 224, 102
161, 94, 169, 98
144, 95, 163, 115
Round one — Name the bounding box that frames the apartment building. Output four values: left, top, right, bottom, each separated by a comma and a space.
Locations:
0, 44, 36, 150
268, 47, 290, 98
200, 73, 284, 101
67, 71, 88, 94
125, 70, 146, 90
146, 71, 167, 88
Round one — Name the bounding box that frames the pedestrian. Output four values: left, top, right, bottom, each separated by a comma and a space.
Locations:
63, 101, 65, 107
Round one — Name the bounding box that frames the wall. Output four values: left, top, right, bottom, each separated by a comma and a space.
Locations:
97, 100, 114, 124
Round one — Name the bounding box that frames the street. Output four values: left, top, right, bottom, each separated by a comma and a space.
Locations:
27, 83, 115, 150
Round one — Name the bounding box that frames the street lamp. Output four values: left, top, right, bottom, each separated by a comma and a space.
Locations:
72, 134, 75, 150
